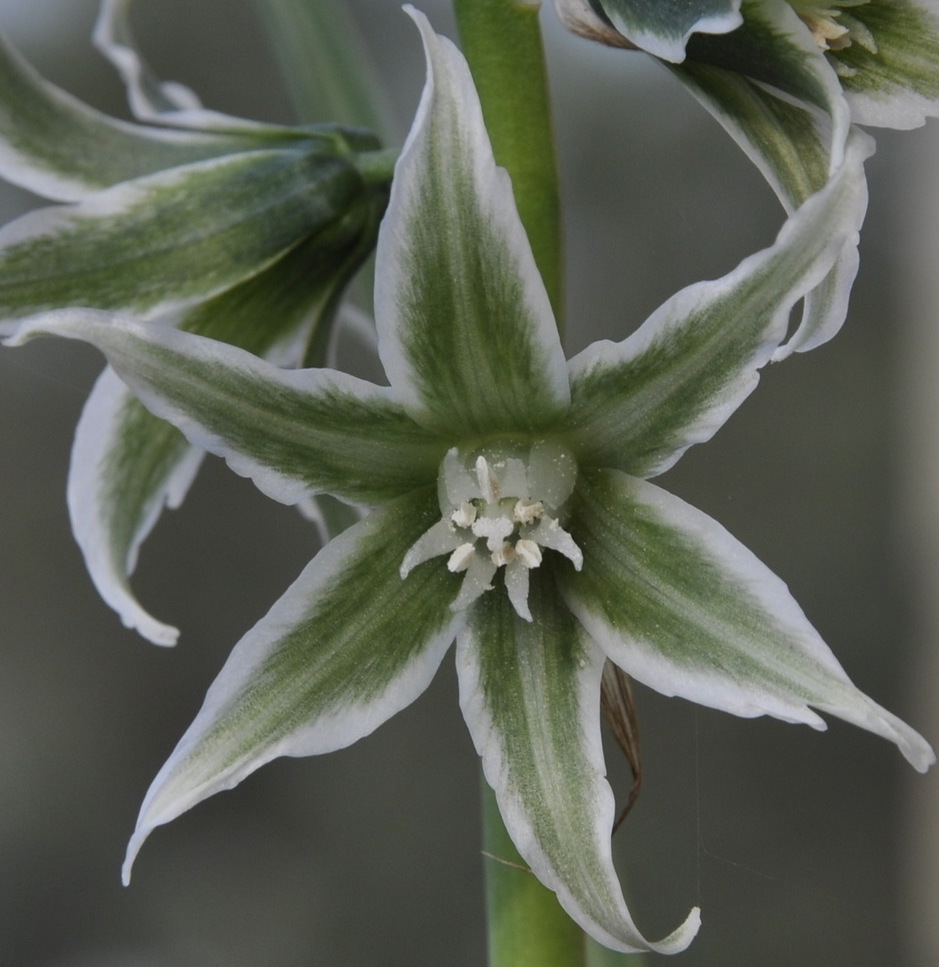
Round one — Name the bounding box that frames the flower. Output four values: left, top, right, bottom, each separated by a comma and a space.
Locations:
555, 0, 939, 360
0, 0, 391, 644
9, 8, 933, 954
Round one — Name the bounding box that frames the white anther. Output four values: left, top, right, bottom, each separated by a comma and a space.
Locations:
490, 542, 516, 568
515, 539, 543, 569
513, 498, 544, 525
450, 501, 477, 529
447, 543, 477, 573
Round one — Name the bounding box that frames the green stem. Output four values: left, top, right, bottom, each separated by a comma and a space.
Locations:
453, 0, 564, 329
481, 778, 585, 967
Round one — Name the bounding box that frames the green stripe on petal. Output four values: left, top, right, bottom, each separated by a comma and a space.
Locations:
563, 128, 871, 479
0, 146, 364, 325
591, 0, 744, 62
687, 0, 850, 152
66, 220, 378, 646
457, 568, 700, 953
669, 62, 858, 356
123, 489, 462, 881
374, 9, 570, 436
12, 310, 446, 507
0, 32, 302, 202
836, 0, 939, 128
563, 469, 935, 770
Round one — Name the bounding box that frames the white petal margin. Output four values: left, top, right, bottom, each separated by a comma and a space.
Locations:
457, 571, 701, 954
68, 368, 201, 646
92, 0, 272, 133
563, 470, 935, 772
374, 9, 570, 435
123, 489, 463, 882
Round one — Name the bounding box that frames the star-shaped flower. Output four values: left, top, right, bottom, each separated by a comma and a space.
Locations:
0, 0, 390, 644
10, 9, 933, 954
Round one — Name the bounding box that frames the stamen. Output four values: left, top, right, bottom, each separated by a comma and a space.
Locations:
448, 543, 477, 573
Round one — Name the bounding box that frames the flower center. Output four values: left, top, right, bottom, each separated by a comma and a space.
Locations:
400, 440, 583, 621
790, 0, 877, 69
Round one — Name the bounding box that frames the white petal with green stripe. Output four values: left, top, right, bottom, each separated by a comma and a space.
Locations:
0, 146, 364, 328
590, 0, 744, 62
562, 469, 935, 770
563, 128, 870, 479
833, 0, 939, 128
123, 490, 462, 881
66, 229, 367, 646
0, 32, 299, 203
11, 310, 447, 507
374, 9, 569, 436
458, 570, 700, 953
668, 61, 860, 356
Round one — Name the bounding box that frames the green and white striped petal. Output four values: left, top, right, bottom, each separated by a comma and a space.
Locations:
834, 0, 939, 128
0, 146, 364, 329
670, 62, 858, 357
123, 489, 462, 881
562, 127, 871, 480
67, 227, 373, 646
374, 9, 569, 437
10, 310, 446, 507
457, 568, 700, 953
685, 0, 851, 157
0, 32, 296, 203
583, 0, 744, 62
563, 469, 935, 771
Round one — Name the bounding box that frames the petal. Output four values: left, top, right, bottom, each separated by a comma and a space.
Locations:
0, 31, 300, 202
562, 469, 935, 771
374, 8, 569, 436
686, 0, 851, 159
10, 310, 446, 507
589, 0, 744, 62
835, 0, 939, 129
669, 62, 859, 356
0, 146, 365, 327
457, 569, 700, 953
68, 229, 371, 646
123, 488, 462, 881
563, 127, 871, 479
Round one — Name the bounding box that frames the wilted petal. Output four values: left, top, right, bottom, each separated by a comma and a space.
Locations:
457, 569, 700, 953
563, 128, 871, 479
124, 489, 462, 880
0, 31, 297, 203
563, 469, 935, 771
374, 9, 569, 436
0, 146, 366, 329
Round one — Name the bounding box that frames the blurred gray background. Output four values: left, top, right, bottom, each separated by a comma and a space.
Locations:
1, 2, 938, 965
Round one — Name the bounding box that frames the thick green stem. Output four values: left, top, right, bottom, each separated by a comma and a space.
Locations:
481, 779, 585, 967
453, 0, 564, 328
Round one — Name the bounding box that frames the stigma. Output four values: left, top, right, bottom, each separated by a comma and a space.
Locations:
400, 441, 583, 621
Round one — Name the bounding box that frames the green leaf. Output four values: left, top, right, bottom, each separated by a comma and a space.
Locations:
0, 146, 365, 325
562, 469, 935, 770
123, 488, 462, 880
375, 10, 570, 437
562, 128, 871, 479
458, 568, 700, 953
592, 0, 744, 62
836, 0, 939, 128
13, 310, 447, 507
0, 32, 304, 202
